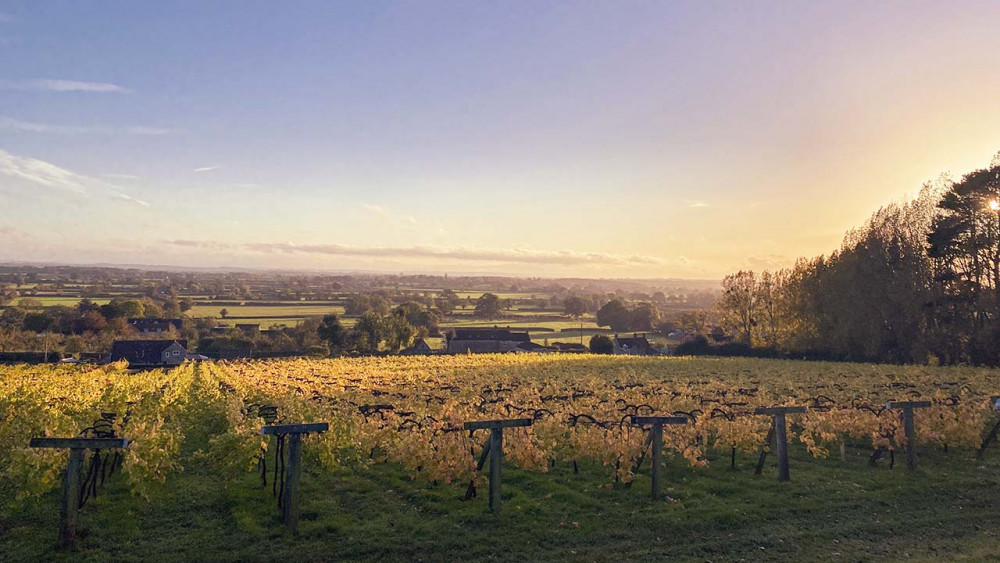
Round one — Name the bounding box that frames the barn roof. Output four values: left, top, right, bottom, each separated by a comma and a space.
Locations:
451, 328, 530, 342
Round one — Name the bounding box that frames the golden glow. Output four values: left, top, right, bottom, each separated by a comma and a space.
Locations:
989, 200, 999, 211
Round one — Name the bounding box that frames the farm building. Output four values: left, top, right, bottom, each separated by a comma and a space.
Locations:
109, 340, 189, 367
400, 338, 434, 355
446, 327, 532, 354
613, 334, 659, 356
128, 318, 183, 336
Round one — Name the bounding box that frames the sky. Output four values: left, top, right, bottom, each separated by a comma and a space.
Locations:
2, 1, 1000, 279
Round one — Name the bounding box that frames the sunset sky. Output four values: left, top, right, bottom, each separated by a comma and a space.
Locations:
2, 1, 1000, 278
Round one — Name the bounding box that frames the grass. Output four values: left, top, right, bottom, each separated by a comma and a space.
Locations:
4, 440, 1000, 561
216, 317, 342, 328
15, 297, 113, 307
189, 304, 347, 320
445, 317, 599, 330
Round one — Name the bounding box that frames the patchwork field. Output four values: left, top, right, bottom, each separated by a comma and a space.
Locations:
3, 356, 1000, 560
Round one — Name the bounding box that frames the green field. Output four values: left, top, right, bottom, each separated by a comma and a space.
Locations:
443, 318, 630, 346
188, 304, 347, 321
17, 297, 113, 307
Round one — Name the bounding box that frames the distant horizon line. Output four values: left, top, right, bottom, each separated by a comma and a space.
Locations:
0, 259, 721, 284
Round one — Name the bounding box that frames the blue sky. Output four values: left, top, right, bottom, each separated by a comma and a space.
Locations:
2, 1, 1000, 277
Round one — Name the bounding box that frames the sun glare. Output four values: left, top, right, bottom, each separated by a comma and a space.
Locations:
989, 200, 1000, 211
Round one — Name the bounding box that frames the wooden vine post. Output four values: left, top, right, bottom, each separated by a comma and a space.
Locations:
754, 406, 807, 482
463, 418, 532, 514
630, 415, 688, 499
886, 401, 931, 469
259, 422, 329, 533
29, 437, 131, 548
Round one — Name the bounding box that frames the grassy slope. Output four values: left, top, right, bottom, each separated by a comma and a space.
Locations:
4, 439, 1000, 562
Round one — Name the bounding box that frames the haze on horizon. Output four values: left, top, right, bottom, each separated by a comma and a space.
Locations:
2, 1, 1000, 279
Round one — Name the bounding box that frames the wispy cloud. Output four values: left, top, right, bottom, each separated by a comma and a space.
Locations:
362, 203, 418, 226
0, 148, 149, 207
112, 193, 150, 207
0, 79, 128, 93
122, 126, 171, 135
164, 239, 660, 266
168, 239, 231, 250
194, 165, 221, 173
687, 201, 709, 208
0, 116, 170, 135
103, 173, 141, 180
0, 149, 89, 193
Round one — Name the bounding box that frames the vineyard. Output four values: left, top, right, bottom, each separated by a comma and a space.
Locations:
4, 355, 1000, 561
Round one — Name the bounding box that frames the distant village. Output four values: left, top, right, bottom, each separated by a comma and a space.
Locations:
105, 321, 669, 368
0, 266, 729, 368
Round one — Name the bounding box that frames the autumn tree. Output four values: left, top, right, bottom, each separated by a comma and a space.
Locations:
589, 334, 614, 354
718, 271, 757, 345
630, 302, 660, 331
563, 296, 587, 318
382, 313, 416, 353
436, 289, 460, 316
351, 312, 383, 354
318, 313, 347, 355
474, 293, 502, 320
596, 299, 631, 332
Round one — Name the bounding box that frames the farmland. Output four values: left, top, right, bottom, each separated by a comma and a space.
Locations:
3, 355, 1000, 561
2, 266, 718, 360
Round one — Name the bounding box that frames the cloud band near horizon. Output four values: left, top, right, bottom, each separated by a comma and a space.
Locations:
165, 239, 660, 266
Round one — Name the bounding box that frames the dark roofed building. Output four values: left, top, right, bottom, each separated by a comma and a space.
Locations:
128, 318, 183, 336
613, 334, 659, 356
110, 340, 188, 367
400, 338, 434, 356
446, 327, 532, 354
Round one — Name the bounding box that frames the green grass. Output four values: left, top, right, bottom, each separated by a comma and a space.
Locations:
189, 304, 346, 320
445, 318, 598, 330
4, 441, 1000, 561
452, 292, 542, 300
441, 318, 617, 346
15, 297, 113, 307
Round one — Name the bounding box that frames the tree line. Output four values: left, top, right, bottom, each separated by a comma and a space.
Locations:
716, 155, 1000, 365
